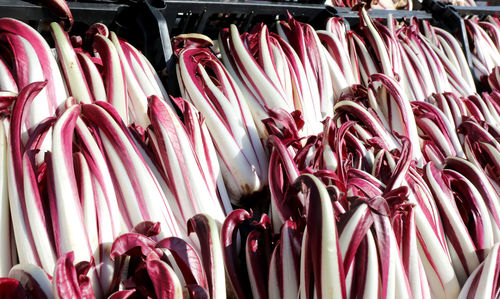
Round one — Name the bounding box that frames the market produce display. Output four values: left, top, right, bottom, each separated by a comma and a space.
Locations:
0, 1, 499, 298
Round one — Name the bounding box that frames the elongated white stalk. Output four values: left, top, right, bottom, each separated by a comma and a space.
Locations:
110, 32, 149, 128
50, 22, 93, 104
51, 105, 91, 263
0, 118, 13, 276
92, 34, 128, 123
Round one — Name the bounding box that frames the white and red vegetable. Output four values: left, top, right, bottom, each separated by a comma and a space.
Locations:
0, 5, 499, 299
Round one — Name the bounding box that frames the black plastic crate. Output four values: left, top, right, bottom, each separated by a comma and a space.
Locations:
0, 0, 126, 25
450, 4, 500, 16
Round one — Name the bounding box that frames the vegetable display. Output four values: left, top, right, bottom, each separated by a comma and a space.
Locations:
0, 3, 499, 299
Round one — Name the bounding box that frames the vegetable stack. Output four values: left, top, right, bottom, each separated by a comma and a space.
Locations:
0, 4, 499, 299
